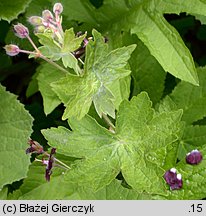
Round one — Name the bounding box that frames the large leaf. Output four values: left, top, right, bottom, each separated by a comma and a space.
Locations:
42, 92, 182, 194
0, 85, 33, 189
51, 30, 136, 119
0, 0, 32, 22
169, 67, 206, 124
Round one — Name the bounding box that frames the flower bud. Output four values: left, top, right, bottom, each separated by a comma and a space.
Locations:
4, 44, 20, 56
53, 3, 63, 15
26, 139, 44, 154
13, 23, 29, 38
42, 9, 54, 22
28, 16, 43, 26
164, 168, 183, 190
186, 149, 202, 165
34, 25, 46, 33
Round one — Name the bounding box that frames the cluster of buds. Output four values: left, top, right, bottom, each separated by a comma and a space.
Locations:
164, 149, 203, 190
28, 3, 64, 43
4, 2, 90, 74
26, 139, 69, 181
4, 3, 64, 58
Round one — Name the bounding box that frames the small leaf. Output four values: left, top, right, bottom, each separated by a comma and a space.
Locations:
0, 85, 33, 189
62, 28, 86, 52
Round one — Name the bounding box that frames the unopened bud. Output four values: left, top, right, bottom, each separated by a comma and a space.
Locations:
4, 44, 20, 56
34, 25, 46, 33
13, 23, 29, 38
42, 10, 54, 22
28, 16, 43, 26
53, 3, 63, 15
186, 149, 202, 165
26, 139, 44, 154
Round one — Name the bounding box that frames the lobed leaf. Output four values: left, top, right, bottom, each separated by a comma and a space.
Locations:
43, 92, 183, 193
52, 30, 136, 119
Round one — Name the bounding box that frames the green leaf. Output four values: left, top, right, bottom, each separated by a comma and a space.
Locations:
26, 70, 40, 98
57, 0, 206, 85
36, 63, 65, 115
0, 187, 8, 200
65, 179, 155, 200
129, 36, 166, 104
0, 85, 33, 189
0, 0, 32, 22
10, 162, 73, 200
178, 125, 206, 160
129, 7, 198, 85
52, 30, 136, 119
36, 28, 84, 74
42, 92, 183, 193
169, 67, 206, 124
62, 28, 86, 52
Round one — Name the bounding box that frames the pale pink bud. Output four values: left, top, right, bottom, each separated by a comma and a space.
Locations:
42, 10, 54, 22
13, 23, 29, 38
28, 16, 43, 26
4, 44, 20, 56
53, 3, 63, 15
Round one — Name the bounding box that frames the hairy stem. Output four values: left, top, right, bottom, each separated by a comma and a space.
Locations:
102, 113, 116, 131
54, 158, 71, 169
39, 54, 68, 74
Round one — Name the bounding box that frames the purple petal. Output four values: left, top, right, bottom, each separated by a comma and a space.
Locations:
186, 149, 203, 165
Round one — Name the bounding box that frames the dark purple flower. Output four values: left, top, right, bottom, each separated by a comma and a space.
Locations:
26, 139, 44, 154
13, 23, 29, 38
186, 149, 203, 165
164, 168, 183, 190
45, 148, 56, 181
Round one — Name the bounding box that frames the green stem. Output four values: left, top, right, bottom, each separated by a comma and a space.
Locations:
39, 54, 68, 74
26, 35, 39, 53
102, 113, 115, 131
54, 158, 71, 169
